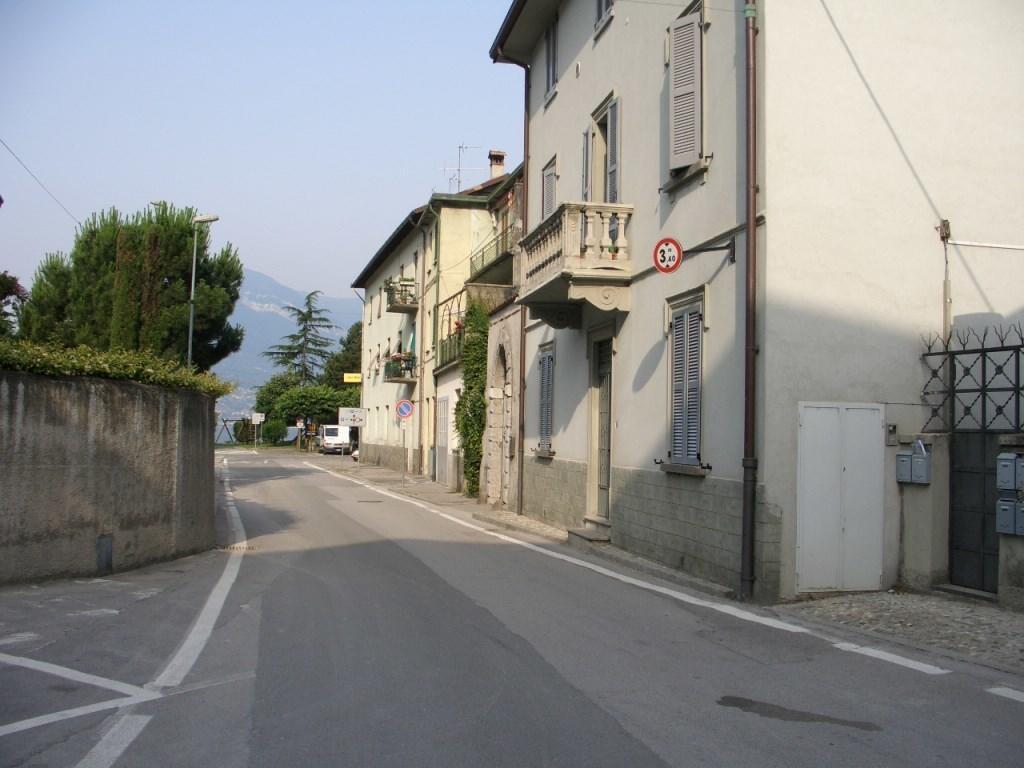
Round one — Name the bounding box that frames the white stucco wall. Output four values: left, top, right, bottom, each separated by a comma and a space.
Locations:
762, 0, 1024, 595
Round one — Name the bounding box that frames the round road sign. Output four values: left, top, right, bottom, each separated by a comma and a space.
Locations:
653, 237, 683, 274
396, 399, 415, 420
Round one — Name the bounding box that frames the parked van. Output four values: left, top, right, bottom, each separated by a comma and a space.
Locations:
317, 425, 352, 455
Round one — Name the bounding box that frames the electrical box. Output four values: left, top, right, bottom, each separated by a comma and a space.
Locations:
1018, 502, 1024, 536
896, 451, 913, 484
997, 499, 1016, 535
911, 452, 931, 484
997, 453, 1018, 490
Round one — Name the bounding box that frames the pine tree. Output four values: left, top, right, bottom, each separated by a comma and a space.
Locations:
263, 291, 335, 383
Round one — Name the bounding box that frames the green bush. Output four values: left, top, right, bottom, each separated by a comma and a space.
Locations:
262, 417, 287, 444
0, 339, 232, 397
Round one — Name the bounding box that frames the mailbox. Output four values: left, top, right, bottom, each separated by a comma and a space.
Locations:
997, 499, 1016, 535
1018, 502, 1024, 536
997, 453, 1018, 490
1017, 457, 1024, 492
896, 451, 913, 484
911, 451, 931, 485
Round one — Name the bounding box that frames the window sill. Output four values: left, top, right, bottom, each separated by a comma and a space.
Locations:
534, 448, 556, 460
660, 463, 708, 477
660, 156, 712, 197
594, 10, 614, 40
543, 87, 558, 109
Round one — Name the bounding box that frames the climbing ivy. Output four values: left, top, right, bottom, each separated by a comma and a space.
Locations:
455, 301, 489, 497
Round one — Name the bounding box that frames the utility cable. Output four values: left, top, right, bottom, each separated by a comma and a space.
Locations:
0, 136, 80, 225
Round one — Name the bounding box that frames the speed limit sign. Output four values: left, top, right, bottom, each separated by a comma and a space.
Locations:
653, 237, 683, 274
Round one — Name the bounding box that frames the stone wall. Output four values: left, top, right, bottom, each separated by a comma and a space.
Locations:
610, 468, 781, 601
362, 441, 421, 476
522, 456, 587, 529
0, 372, 216, 584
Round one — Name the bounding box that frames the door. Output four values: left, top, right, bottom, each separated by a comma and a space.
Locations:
501, 377, 513, 507
595, 340, 613, 519
436, 397, 449, 487
797, 403, 884, 592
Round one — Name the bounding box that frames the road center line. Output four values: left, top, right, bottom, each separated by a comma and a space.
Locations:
75, 715, 153, 768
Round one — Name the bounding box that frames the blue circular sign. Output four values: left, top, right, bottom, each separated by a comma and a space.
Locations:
396, 399, 414, 419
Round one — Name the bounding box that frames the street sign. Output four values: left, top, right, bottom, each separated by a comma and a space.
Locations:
396, 399, 414, 420
343, 373, 362, 384
338, 407, 367, 427
251, 412, 265, 425
653, 237, 683, 274
296, 418, 304, 429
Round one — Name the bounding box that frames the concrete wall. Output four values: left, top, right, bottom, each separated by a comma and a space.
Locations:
0, 372, 216, 584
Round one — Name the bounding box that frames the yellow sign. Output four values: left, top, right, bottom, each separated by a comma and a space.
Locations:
343, 373, 363, 384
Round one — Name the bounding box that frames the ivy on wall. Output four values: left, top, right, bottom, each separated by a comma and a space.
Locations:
454, 302, 489, 497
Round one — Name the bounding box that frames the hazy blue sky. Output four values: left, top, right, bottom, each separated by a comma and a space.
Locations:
0, 0, 523, 294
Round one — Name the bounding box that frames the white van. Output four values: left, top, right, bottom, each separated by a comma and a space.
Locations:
317, 425, 352, 455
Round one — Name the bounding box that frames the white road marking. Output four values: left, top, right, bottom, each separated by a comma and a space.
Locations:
150, 472, 248, 690
0, 695, 158, 739
0, 632, 40, 646
75, 715, 153, 768
987, 686, 1024, 703
0, 652, 152, 697
832, 643, 950, 675
68, 609, 120, 617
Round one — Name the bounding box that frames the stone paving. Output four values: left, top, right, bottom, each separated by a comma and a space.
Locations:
314, 455, 1024, 676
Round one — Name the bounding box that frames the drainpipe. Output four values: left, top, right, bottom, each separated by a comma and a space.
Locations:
740, 2, 759, 601
494, 43, 531, 517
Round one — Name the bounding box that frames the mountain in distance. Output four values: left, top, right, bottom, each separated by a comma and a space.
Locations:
212, 268, 363, 420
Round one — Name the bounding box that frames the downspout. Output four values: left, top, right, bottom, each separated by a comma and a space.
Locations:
740, 2, 759, 601
495, 44, 530, 516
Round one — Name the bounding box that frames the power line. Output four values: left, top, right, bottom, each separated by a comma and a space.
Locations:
0, 136, 81, 225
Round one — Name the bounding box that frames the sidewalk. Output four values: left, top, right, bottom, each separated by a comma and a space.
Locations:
325, 457, 1024, 677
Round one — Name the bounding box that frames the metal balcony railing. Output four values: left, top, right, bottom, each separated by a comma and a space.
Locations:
469, 224, 518, 280
383, 355, 417, 382
385, 280, 418, 313
436, 333, 464, 370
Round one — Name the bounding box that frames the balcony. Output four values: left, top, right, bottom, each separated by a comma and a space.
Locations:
386, 279, 418, 314
383, 355, 417, 383
518, 202, 634, 328
436, 333, 464, 371
468, 224, 518, 284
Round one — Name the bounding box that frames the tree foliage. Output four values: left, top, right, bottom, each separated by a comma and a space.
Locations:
262, 417, 287, 444
254, 371, 302, 416
0, 271, 27, 337
454, 302, 489, 497
17, 205, 244, 371
320, 321, 361, 388
263, 290, 334, 383
272, 384, 346, 424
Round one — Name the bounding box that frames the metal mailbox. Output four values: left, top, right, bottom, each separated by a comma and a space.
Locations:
997, 499, 1016, 535
997, 452, 1018, 490
1017, 457, 1024, 492
895, 451, 913, 484
1018, 502, 1024, 536
911, 451, 931, 485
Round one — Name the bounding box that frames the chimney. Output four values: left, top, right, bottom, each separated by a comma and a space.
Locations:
488, 149, 506, 179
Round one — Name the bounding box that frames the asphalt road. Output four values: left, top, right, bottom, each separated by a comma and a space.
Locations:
2, 450, 1023, 767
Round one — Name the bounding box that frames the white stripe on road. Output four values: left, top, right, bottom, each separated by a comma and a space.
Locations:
150, 473, 248, 689
306, 462, 972, 678
0, 652, 152, 697
832, 642, 950, 675
0, 695, 158, 738
75, 715, 153, 768
987, 686, 1024, 703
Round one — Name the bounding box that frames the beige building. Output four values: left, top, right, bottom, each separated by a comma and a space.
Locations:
490, 0, 1024, 602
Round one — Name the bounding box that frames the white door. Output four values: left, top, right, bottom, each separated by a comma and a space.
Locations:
797, 403, 884, 592
436, 397, 449, 486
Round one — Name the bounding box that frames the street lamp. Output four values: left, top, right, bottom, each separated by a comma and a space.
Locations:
188, 213, 219, 368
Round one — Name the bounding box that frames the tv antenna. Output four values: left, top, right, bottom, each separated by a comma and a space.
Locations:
439, 143, 486, 192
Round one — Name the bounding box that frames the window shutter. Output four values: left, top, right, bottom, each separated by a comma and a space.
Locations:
669, 12, 701, 170
539, 350, 554, 451
671, 305, 701, 464
582, 126, 592, 201
607, 98, 620, 203
542, 163, 557, 220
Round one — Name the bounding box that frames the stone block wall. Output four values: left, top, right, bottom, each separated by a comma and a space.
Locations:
0, 372, 216, 584
522, 457, 587, 529
362, 442, 421, 476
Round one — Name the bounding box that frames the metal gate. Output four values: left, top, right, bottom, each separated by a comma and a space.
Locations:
922, 324, 1024, 592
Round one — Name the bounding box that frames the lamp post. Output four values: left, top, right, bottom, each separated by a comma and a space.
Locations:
188, 213, 219, 368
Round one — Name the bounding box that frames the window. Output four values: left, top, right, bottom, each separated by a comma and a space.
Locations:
544, 19, 558, 96
377, 286, 383, 318
669, 10, 702, 171
541, 158, 557, 220
670, 299, 702, 465
584, 97, 620, 204
596, 0, 614, 28
538, 345, 555, 453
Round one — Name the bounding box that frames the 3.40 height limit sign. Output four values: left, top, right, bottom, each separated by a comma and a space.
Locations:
653, 237, 683, 274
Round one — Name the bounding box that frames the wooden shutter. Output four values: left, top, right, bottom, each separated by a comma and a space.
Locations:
539, 349, 554, 451
669, 12, 701, 170
582, 126, 592, 201
606, 98, 619, 203
671, 304, 701, 464
542, 162, 557, 220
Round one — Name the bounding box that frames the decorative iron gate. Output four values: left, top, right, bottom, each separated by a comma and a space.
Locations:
922, 324, 1024, 592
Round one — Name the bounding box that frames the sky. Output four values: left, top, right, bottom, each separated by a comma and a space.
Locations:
0, 0, 523, 295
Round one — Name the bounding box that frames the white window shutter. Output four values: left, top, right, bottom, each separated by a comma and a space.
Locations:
539, 351, 554, 451
542, 163, 557, 219
669, 12, 701, 170
607, 98, 620, 203
582, 126, 592, 201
